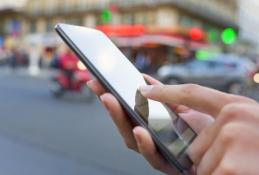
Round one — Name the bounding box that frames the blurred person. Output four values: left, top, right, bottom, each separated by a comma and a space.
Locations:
58, 48, 78, 71
174, 47, 193, 64
57, 48, 78, 88
87, 75, 259, 175
8, 45, 29, 69
51, 48, 92, 98
134, 50, 150, 73
19, 48, 29, 67
40, 47, 58, 69
146, 48, 168, 74
0, 46, 9, 65
49, 52, 59, 69
9, 47, 18, 70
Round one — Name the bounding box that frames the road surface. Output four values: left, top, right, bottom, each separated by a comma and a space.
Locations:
0, 68, 161, 175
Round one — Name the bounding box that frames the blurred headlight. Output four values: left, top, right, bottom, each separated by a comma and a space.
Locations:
253, 73, 259, 83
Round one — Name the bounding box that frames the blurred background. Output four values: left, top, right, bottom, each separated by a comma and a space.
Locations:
0, 0, 259, 175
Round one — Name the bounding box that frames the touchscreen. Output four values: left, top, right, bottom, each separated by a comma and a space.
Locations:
59, 24, 196, 159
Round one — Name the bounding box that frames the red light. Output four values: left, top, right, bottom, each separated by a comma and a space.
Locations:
189, 27, 204, 41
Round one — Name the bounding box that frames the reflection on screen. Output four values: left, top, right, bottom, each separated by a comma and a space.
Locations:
61, 24, 196, 160
134, 91, 196, 158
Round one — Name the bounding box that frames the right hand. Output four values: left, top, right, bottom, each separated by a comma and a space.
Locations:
138, 83, 257, 175
87, 74, 257, 175
87, 75, 214, 174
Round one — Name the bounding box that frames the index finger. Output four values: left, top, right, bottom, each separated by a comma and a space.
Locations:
139, 84, 256, 117
142, 74, 163, 85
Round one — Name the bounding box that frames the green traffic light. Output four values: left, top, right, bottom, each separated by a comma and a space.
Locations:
221, 28, 237, 45
101, 9, 112, 24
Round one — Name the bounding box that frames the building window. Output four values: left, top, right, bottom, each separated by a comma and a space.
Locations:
65, 18, 84, 26
30, 21, 37, 33
45, 0, 58, 14
122, 13, 134, 24
134, 12, 145, 24
145, 11, 155, 25
179, 16, 192, 27
179, 15, 202, 28
64, 0, 73, 12
78, 0, 87, 11
46, 21, 54, 33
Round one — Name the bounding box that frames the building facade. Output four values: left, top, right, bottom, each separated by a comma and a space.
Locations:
0, 0, 26, 37
238, 0, 259, 49
24, 0, 238, 32
0, 0, 238, 44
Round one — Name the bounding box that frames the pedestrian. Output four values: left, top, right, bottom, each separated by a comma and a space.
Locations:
87, 74, 259, 175
9, 47, 18, 70
134, 50, 150, 73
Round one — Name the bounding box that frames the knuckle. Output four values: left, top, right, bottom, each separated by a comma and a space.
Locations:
219, 124, 239, 145
218, 161, 237, 175
220, 103, 259, 125
189, 126, 213, 165
219, 104, 242, 122
228, 94, 257, 104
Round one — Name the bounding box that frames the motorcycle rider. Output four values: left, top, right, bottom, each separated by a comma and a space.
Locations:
58, 48, 78, 88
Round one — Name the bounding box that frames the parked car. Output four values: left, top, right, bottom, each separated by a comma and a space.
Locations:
157, 54, 256, 94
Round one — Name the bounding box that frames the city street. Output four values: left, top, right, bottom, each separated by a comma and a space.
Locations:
0, 68, 161, 175
1, 0, 259, 174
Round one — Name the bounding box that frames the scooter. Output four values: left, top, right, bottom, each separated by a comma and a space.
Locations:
51, 60, 94, 101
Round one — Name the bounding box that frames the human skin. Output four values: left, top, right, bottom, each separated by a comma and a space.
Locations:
87, 75, 259, 175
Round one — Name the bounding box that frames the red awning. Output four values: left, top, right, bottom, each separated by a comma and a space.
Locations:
96, 25, 208, 49
110, 35, 207, 49
96, 25, 145, 37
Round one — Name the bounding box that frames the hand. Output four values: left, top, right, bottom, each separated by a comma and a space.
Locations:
139, 83, 258, 175
87, 75, 213, 175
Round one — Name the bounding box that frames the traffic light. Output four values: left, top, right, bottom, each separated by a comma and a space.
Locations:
189, 27, 204, 41
221, 28, 237, 45
101, 9, 112, 24
101, 5, 118, 24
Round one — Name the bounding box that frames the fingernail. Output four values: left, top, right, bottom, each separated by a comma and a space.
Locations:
100, 95, 109, 111
139, 85, 154, 96
133, 127, 142, 145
